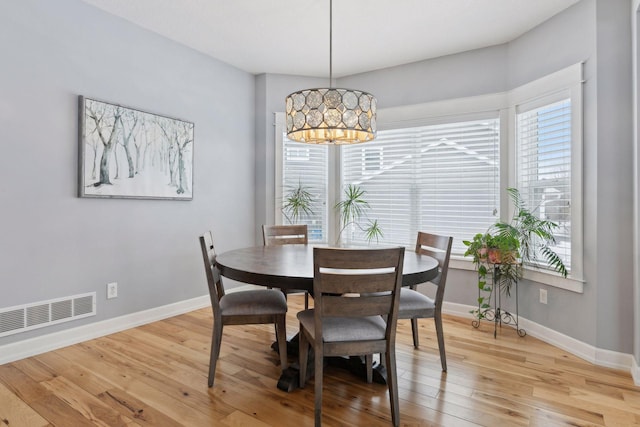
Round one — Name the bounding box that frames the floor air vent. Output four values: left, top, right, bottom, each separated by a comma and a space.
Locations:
0, 292, 96, 338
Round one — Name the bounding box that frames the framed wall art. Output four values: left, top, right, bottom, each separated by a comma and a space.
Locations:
78, 96, 194, 200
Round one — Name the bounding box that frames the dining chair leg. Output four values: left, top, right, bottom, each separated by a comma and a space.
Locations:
411, 318, 420, 348
275, 290, 288, 340
385, 346, 400, 427
275, 314, 288, 370
314, 341, 324, 427
378, 352, 385, 370
208, 321, 223, 387
365, 354, 373, 383
434, 312, 447, 372
299, 330, 309, 388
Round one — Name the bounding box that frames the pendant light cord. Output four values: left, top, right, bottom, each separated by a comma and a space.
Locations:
329, 0, 332, 88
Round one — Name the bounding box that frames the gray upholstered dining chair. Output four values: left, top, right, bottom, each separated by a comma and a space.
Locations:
298, 246, 405, 427
398, 232, 453, 372
262, 224, 310, 309
199, 231, 288, 387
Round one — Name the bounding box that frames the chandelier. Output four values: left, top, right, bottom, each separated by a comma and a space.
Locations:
285, 0, 377, 145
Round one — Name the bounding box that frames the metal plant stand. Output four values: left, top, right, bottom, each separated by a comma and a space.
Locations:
472, 264, 526, 338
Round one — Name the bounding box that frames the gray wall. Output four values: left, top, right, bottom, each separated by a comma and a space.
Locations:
592, 0, 634, 356
634, 0, 640, 369
0, 0, 256, 345
259, 0, 636, 354
339, 44, 508, 108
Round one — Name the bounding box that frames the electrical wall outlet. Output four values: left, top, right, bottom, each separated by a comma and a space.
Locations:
539, 288, 547, 304
107, 282, 118, 299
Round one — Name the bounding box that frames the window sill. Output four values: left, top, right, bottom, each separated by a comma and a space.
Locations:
450, 257, 584, 293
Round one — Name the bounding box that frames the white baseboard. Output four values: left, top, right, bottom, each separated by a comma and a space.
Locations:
443, 302, 639, 385
633, 356, 640, 386
443, 302, 476, 319
0, 295, 210, 365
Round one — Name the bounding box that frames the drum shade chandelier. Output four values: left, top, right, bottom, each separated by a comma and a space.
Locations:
285, 0, 377, 145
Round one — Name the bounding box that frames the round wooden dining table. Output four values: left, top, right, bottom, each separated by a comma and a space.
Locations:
215, 243, 440, 391
215, 243, 439, 291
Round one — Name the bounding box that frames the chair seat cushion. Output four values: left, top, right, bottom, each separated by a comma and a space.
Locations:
399, 288, 435, 318
297, 309, 386, 343
220, 289, 287, 316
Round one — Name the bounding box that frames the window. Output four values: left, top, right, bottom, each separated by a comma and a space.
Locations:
516, 98, 572, 271
276, 113, 328, 242
341, 117, 500, 256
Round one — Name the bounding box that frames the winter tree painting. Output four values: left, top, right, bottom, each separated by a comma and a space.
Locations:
78, 96, 194, 200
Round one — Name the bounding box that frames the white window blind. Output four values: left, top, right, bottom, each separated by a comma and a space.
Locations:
341, 117, 500, 254
281, 136, 328, 242
516, 98, 572, 271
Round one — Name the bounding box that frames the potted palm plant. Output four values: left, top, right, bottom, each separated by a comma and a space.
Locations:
464, 188, 567, 320
494, 188, 567, 277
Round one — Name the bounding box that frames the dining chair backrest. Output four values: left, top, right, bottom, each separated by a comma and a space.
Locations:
199, 230, 225, 307
414, 231, 453, 305
263, 224, 308, 246
312, 246, 405, 341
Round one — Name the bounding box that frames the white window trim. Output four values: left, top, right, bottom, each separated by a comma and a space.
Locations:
507, 63, 584, 291
448, 256, 584, 292
274, 112, 285, 225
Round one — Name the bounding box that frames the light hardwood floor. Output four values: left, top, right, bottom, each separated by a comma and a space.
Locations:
1, 294, 639, 426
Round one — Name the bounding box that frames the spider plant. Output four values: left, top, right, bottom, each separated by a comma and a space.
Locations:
335, 184, 383, 244
282, 182, 315, 225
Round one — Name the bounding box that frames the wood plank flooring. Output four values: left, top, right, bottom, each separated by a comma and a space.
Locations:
1, 294, 639, 426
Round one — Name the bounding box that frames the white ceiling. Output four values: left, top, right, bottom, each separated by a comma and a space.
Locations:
80, 0, 580, 78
